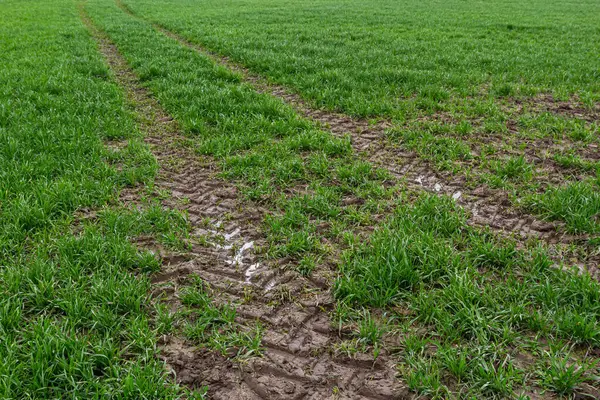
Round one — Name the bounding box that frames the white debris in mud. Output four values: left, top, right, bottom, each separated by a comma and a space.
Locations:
264, 279, 277, 292
227, 241, 254, 266
197, 220, 268, 288
244, 263, 260, 283
452, 191, 462, 200
198, 223, 259, 271
224, 228, 240, 241
415, 176, 424, 184
434, 183, 442, 192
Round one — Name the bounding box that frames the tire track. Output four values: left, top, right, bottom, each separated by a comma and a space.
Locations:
115, 1, 598, 276
80, 6, 411, 399
113, 3, 558, 242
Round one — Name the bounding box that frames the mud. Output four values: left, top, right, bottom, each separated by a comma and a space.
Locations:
520, 93, 600, 124
82, 7, 412, 399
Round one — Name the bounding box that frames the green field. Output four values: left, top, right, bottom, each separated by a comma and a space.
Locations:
124, 0, 600, 116
1, 0, 599, 398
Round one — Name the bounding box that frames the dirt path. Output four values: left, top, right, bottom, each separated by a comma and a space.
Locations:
81, 6, 411, 399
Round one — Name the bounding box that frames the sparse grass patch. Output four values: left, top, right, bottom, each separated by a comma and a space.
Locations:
538, 345, 597, 395
388, 127, 472, 170
553, 153, 600, 174
489, 155, 534, 184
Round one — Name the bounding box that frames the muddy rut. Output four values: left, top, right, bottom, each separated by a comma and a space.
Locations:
84, 0, 600, 396
114, 0, 600, 284
114, 0, 595, 251
81, 8, 412, 400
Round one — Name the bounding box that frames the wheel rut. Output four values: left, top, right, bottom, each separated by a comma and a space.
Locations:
81, 5, 412, 399
126, 1, 600, 280
114, 0, 596, 260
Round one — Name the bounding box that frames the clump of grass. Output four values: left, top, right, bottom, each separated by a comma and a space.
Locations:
471, 352, 523, 397
356, 310, 386, 346
438, 345, 469, 381
538, 346, 597, 395
388, 128, 472, 170
99, 202, 190, 250
404, 355, 447, 398
490, 155, 534, 183
330, 305, 388, 360
297, 254, 318, 276
524, 180, 600, 233
335, 194, 466, 307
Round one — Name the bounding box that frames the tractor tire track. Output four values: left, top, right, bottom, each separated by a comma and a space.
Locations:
81, 6, 411, 399
115, 2, 598, 276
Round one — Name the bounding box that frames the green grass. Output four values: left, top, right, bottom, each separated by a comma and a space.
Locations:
539, 345, 598, 395
88, 0, 355, 201
388, 127, 473, 171
386, 116, 600, 232
122, 0, 600, 119
84, 0, 600, 397
123, 0, 600, 234
525, 180, 600, 234
336, 194, 600, 343
0, 0, 195, 397
490, 156, 534, 183
4, 0, 600, 398
180, 276, 263, 358
554, 153, 600, 174
335, 193, 600, 397
84, 0, 397, 269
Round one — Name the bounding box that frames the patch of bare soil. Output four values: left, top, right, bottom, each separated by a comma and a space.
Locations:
520, 93, 600, 124
82, 7, 411, 399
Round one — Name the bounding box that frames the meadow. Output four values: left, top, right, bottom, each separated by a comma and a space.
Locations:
1, 0, 599, 398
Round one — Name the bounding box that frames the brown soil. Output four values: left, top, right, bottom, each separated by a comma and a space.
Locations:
519, 93, 600, 124
81, 7, 412, 400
